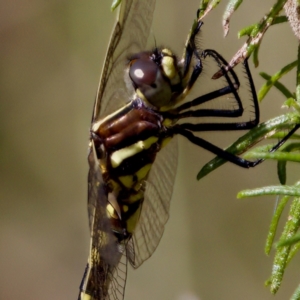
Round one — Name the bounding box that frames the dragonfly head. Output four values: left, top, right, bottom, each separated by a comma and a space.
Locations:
128, 49, 182, 108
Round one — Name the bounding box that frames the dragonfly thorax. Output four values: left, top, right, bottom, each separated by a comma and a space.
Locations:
128, 48, 182, 108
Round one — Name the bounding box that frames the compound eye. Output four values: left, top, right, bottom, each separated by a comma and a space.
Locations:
129, 58, 158, 87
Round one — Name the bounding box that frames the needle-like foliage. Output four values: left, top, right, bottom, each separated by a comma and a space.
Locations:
198, 0, 300, 298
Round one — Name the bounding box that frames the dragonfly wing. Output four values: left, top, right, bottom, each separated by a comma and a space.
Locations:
87, 0, 159, 290
93, 0, 156, 120
129, 138, 178, 268
107, 250, 128, 300
85, 141, 127, 300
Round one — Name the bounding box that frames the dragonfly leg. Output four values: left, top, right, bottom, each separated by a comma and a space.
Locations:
164, 58, 259, 132
182, 19, 204, 78
173, 124, 300, 168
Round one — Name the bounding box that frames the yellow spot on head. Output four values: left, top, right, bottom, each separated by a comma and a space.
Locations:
162, 48, 173, 56
162, 56, 176, 79
136, 89, 147, 102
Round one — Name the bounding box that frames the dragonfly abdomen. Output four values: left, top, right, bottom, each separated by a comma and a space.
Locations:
91, 98, 169, 237
80, 98, 172, 299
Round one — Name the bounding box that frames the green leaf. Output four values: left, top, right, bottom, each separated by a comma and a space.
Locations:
237, 186, 300, 199
280, 142, 300, 151
243, 151, 300, 162
198, 113, 300, 180
269, 197, 300, 293
243, 142, 300, 184
259, 72, 294, 100
111, 0, 122, 11
198, 0, 221, 19
283, 98, 300, 113
223, 0, 243, 36
297, 44, 300, 103
275, 142, 300, 183
269, 132, 300, 140
238, 24, 257, 38
252, 41, 260, 67
198, 0, 210, 16
277, 233, 300, 247
287, 241, 300, 265
290, 283, 300, 300
272, 15, 288, 25
258, 61, 298, 102
265, 195, 290, 255
208, 0, 221, 9
277, 160, 287, 185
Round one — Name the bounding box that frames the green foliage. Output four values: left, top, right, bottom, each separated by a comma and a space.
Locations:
111, 0, 122, 11
198, 0, 300, 298
258, 61, 298, 102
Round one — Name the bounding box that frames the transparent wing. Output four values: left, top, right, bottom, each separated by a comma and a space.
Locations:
87, 142, 127, 300
87, 141, 109, 236
85, 0, 163, 297
93, 0, 156, 121
89, 0, 156, 234
90, 0, 175, 272
129, 138, 178, 268
107, 250, 128, 300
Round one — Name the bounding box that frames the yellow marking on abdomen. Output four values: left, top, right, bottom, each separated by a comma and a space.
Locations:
119, 163, 152, 189
79, 292, 92, 300
126, 205, 142, 233
106, 203, 119, 219
111, 136, 158, 168
123, 205, 128, 212
92, 102, 132, 132
161, 136, 172, 148
118, 175, 134, 188
136, 163, 152, 181
128, 192, 144, 203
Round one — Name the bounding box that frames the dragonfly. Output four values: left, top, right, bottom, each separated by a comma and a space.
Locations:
78, 0, 297, 299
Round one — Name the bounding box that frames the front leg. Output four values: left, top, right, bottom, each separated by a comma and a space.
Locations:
182, 18, 203, 78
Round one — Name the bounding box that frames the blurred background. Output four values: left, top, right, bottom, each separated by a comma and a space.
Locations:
1, 0, 299, 299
